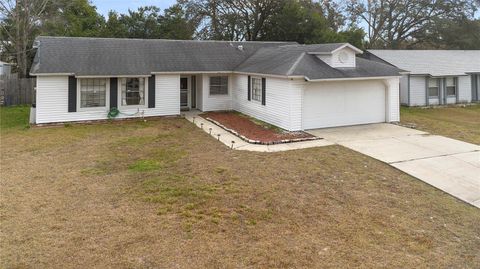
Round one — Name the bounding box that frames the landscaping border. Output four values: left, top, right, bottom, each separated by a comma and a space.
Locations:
204, 117, 321, 145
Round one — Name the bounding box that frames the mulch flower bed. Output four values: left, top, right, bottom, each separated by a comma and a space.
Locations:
201, 111, 318, 145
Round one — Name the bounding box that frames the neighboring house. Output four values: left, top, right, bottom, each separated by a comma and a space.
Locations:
0, 61, 12, 75
30, 36, 402, 130
367, 50, 480, 106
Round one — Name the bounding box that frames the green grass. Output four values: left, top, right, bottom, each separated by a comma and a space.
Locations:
128, 159, 162, 172
401, 104, 480, 144
0, 105, 30, 132
1, 103, 480, 268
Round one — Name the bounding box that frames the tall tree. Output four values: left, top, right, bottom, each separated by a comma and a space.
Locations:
42, 0, 105, 37
346, 0, 477, 48
181, 0, 281, 41
0, 0, 49, 77
415, 17, 480, 49
158, 4, 196, 40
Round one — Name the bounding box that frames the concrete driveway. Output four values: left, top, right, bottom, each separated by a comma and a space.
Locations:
308, 124, 480, 208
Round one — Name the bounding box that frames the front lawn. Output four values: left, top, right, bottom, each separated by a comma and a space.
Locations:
1, 106, 479, 268
401, 104, 480, 144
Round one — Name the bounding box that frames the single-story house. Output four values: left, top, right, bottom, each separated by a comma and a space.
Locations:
367, 50, 480, 106
30, 36, 402, 130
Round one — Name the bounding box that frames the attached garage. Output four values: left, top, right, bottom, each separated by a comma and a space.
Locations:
302, 80, 387, 129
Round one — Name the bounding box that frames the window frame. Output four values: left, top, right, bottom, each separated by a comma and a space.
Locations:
446, 77, 457, 97
209, 75, 229, 96
118, 77, 148, 109
76, 78, 109, 111
428, 78, 439, 98
250, 76, 263, 103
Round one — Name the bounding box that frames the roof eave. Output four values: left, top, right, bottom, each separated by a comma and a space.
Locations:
331, 43, 364, 54
305, 75, 401, 82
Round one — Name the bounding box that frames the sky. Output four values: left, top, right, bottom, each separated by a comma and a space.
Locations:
91, 0, 176, 17
91, 0, 479, 20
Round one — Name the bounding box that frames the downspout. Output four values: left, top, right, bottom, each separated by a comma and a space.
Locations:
472, 75, 476, 102
407, 74, 411, 106
442, 78, 446, 105
425, 77, 429, 106
455, 77, 459, 103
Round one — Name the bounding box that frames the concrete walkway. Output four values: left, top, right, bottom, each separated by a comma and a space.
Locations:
307, 124, 480, 208
183, 110, 333, 152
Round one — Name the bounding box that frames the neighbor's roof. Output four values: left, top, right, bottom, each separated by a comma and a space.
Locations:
368, 50, 480, 76
236, 44, 402, 80
30, 36, 402, 79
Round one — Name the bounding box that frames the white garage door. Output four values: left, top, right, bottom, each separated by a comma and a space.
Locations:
303, 80, 386, 129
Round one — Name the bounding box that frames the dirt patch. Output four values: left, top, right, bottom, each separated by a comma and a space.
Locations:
1, 106, 480, 268
201, 111, 314, 144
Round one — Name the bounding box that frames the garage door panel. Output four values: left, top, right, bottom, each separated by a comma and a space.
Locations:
303, 81, 386, 129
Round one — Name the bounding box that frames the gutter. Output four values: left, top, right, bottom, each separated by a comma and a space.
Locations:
305, 75, 401, 82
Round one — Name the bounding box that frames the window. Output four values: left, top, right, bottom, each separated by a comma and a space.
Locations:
446, 77, 456, 96
251, 77, 262, 102
80, 78, 106, 108
428, 78, 439, 97
209, 76, 228, 95
121, 78, 145, 106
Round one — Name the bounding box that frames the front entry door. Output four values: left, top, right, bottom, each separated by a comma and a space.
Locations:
180, 77, 189, 108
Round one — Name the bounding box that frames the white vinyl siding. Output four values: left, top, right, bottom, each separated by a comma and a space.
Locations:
386, 77, 400, 122
331, 48, 356, 68
316, 48, 356, 68
233, 74, 304, 131
458, 75, 472, 103
401, 75, 474, 106
408, 76, 428, 106
201, 74, 233, 111
35, 75, 180, 124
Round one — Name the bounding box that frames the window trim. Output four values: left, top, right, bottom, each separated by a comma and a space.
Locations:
446, 77, 457, 97
208, 75, 229, 96
76, 78, 110, 112
118, 77, 148, 109
250, 76, 263, 103
428, 78, 440, 98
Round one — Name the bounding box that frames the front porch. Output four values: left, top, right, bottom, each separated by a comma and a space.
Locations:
178, 73, 233, 112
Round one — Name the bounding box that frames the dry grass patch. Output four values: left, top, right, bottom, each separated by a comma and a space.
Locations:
1, 106, 479, 268
401, 104, 480, 144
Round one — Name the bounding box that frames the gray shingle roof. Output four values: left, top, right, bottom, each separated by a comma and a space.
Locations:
30, 37, 402, 79
236, 44, 402, 79
368, 50, 480, 76
31, 36, 294, 76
